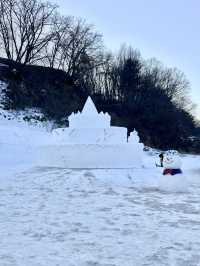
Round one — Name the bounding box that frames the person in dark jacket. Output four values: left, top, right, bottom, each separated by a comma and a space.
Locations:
159, 153, 164, 167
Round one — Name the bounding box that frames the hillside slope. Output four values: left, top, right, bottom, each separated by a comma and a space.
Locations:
0, 57, 199, 153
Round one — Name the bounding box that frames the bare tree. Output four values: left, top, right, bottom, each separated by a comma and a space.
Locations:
0, 0, 57, 64
46, 17, 103, 76
44, 13, 72, 68
143, 58, 192, 111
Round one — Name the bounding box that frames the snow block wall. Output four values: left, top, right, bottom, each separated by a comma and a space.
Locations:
38, 144, 142, 168
52, 127, 128, 144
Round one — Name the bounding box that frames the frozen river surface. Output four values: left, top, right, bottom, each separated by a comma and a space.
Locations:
1, 167, 200, 266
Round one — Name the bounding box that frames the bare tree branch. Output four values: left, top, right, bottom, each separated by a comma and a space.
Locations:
0, 0, 57, 64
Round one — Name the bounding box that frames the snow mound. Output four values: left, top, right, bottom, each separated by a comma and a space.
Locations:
0, 107, 53, 178
156, 174, 189, 193
129, 164, 189, 193
54, 168, 190, 193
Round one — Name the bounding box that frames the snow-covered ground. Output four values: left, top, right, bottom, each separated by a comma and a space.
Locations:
0, 106, 200, 265
1, 166, 200, 266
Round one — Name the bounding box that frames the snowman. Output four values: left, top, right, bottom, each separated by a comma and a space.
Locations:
162, 150, 182, 176
156, 150, 189, 193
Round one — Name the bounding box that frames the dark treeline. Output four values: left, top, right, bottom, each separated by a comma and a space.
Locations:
0, 0, 199, 152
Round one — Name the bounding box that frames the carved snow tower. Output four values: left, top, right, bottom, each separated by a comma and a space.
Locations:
38, 97, 144, 168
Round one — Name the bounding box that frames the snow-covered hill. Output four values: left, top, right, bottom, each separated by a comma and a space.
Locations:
0, 82, 54, 176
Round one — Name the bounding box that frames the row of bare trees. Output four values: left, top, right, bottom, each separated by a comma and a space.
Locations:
0, 0, 103, 78
0, 0, 56, 64
0, 0, 195, 115
91, 46, 194, 114
0, 0, 193, 109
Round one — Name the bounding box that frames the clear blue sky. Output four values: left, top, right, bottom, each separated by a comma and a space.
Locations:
54, 0, 200, 119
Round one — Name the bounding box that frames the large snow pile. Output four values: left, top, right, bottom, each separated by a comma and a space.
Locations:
0, 106, 53, 177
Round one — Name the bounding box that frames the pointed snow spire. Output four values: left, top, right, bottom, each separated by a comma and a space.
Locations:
82, 96, 98, 115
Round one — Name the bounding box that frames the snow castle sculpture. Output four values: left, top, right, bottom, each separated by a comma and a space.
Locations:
69, 96, 111, 129
38, 97, 144, 168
